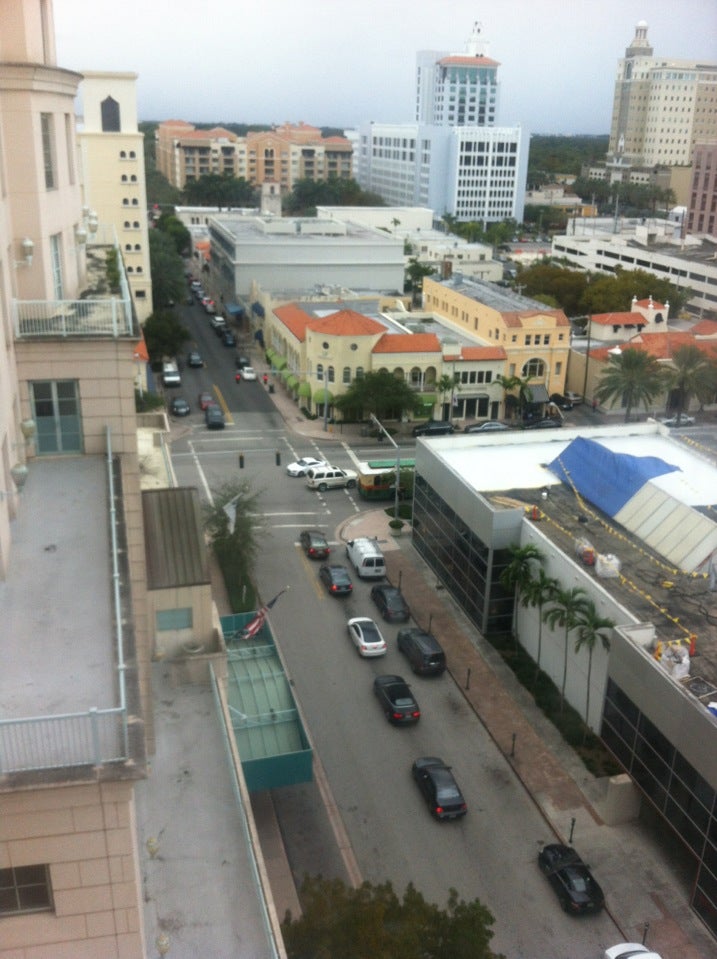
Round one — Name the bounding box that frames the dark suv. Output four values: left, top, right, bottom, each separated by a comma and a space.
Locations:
412, 420, 455, 438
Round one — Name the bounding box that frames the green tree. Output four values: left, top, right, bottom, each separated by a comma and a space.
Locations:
156, 212, 191, 256
544, 586, 591, 715
182, 173, 258, 207
436, 372, 459, 419
405, 257, 436, 305
282, 876, 501, 959
574, 602, 613, 736
579, 268, 691, 316
496, 373, 534, 421
663, 344, 717, 422
594, 347, 666, 422
520, 569, 559, 688
513, 263, 589, 317
203, 480, 263, 612
499, 543, 544, 644
334, 370, 423, 421
148, 229, 186, 310
142, 310, 189, 364
283, 177, 385, 215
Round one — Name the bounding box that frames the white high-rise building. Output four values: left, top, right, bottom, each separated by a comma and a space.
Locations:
356, 24, 526, 224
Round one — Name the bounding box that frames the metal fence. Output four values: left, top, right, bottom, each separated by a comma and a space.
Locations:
13, 296, 134, 338
0, 707, 126, 773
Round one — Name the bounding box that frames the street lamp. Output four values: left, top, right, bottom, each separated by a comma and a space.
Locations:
369, 413, 401, 521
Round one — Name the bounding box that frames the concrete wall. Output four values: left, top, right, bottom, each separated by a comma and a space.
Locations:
0, 781, 146, 959
149, 583, 215, 660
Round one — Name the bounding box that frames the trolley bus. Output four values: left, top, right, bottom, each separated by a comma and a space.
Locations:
356, 458, 415, 501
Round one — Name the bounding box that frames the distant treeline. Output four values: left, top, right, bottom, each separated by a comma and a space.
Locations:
527, 135, 609, 188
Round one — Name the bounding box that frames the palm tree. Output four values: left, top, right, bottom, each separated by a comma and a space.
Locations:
594, 347, 666, 422
436, 373, 458, 420
496, 373, 534, 422
663, 344, 717, 423
499, 543, 544, 644
520, 569, 558, 688
574, 603, 614, 739
543, 586, 591, 714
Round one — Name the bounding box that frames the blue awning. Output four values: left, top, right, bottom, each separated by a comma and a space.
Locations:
226, 302, 244, 316
252, 302, 265, 317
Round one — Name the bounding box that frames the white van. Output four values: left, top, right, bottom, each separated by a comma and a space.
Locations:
346, 537, 386, 579
162, 361, 181, 387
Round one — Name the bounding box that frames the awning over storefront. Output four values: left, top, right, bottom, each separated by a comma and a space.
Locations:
274, 356, 288, 371
281, 368, 293, 382
266, 349, 277, 364
527, 384, 550, 403
297, 382, 312, 398
418, 393, 437, 407
313, 387, 334, 404
286, 375, 299, 390
226, 302, 244, 317
252, 302, 265, 317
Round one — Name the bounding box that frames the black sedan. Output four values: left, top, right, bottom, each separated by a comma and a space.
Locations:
299, 529, 330, 560
169, 397, 191, 417
204, 404, 225, 430
537, 844, 605, 915
463, 421, 511, 434
319, 564, 352, 596
549, 393, 573, 410
373, 675, 420, 724
411, 757, 467, 820
187, 350, 203, 368
370, 583, 410, 622
522, 417, 563, 430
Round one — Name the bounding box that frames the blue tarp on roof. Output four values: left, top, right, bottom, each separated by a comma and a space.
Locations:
225, 302, 244, 316
547, 437, 680, 516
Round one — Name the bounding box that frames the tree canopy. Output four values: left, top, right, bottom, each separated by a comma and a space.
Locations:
526, 135, 609, 189
594, 347, 666, 422
156, 212, 191, 256
282, 876, 501, 959
142, 309, 189, 364
148, 229, 186, 311
334, 370, 424, 421
182, 173, 258, 208
283, 177, 385, 216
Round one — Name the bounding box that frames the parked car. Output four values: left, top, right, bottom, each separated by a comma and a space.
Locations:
204, 404, 225, 430
537, 843, 605, 915
660, 414, 695, 427
236, 355, 251, 369
564, 391, 583, 405
549, 393, 574, 410
347, 617, 387, 658
373, 675, 420, 723
411, 757, 467, 820
412, 420, 455, 437
604, 945, 662, 959
169, 397, 191, 417
198, 391, 215, 411
522, 418, 563, 430
203, 300, 217, 315
318, 564, 353, 596
222, 330, 237, 347
299, 529, 330, 560
463, 421, 511, 434
286, 456, 327, 478
397, 627, 446, 676
370, 583, 410, 623
241, 366, 257, 381
186, 350, 203, 368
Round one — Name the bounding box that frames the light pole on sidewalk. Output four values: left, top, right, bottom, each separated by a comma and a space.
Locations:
370, 413, 401, 520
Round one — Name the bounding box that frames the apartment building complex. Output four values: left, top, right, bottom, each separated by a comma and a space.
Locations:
156, 119, 352, 193
355, 23, 527, 224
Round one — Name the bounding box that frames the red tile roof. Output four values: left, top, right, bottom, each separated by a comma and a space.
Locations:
456, 345, 507, 361
590, 332, 717, 363
691, 319, 717, 336
372, 333, 442, 354
592, 312, 643, 327
438, 55, 500, 68
635, 298, 666, 310
306, 310, 386, 336
500, 310, 570, 328
274, 303, 313, 341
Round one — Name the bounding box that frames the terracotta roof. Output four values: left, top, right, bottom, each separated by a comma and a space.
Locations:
133, 336, 149, 362
691, 319, 717, 336
306, 310, 386, 336
592, 311, 643, 327
635, 298, 666, 310
181, 126, 236, 140
274, 303, 314, 341
456, 345, 507, 361
590, 332, 717, 363
500, 309, 570, 328
438, 55, 500, 68
372, 333, 442, 354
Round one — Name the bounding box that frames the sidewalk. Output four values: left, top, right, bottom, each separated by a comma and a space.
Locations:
259, 364, 715, 959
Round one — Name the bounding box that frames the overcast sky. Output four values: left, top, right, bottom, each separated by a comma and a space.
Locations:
54, 0, 717, 135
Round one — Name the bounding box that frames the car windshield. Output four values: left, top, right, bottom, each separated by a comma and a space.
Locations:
332, 570, 350, 584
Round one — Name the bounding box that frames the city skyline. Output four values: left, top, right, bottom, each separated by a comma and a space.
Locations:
55, 0, 717, 135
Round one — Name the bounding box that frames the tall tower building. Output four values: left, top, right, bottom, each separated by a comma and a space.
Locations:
609, 21, 717, 168
416, 21, 500, 127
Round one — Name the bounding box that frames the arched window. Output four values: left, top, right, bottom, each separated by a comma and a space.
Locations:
130, 175, 137, 182
134, 243, 141, 251
122, 198, 129, 206
343, 366, 351, 384
131, 198, 138, 206
356, 366, 364, 380
121, 174, 128, 183
100, 96, 120, 132
123, 221, 130, 229
133, 221, 140, 228
328, 366, 335, 383
316, 364, 324, 381
129, 151, 136, 158
126, 266, 134, 273
136, 266, 142, 273
521, 358, 545, 379
125, 243, 131, 251
410, 366, 422, 387
119, 150, 127, 159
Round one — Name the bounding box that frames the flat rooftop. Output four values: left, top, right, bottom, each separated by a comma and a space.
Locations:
431, 274, 559, 313
0, 456, 117, 719
430, 423, 717, 690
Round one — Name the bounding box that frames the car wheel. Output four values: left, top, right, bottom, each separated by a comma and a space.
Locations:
318, 482, 328, 492
346, 479, 356, 489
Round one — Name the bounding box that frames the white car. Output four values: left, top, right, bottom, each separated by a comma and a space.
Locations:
241, 367, 257, 381
286, 456, 327, 477
660, 414, 695, 427
604, 945, 662, 959
346, 617, 387, 658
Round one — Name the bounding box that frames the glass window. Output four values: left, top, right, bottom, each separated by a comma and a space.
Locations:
343, 367, 351, 384
49, 234, 63, 300
0, 864, 53, 915
100, 96, 120, 132
41, 113, 55, 189
156, 608, 193, 631
316, 364, 324, 381
327, 366, 335, 383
